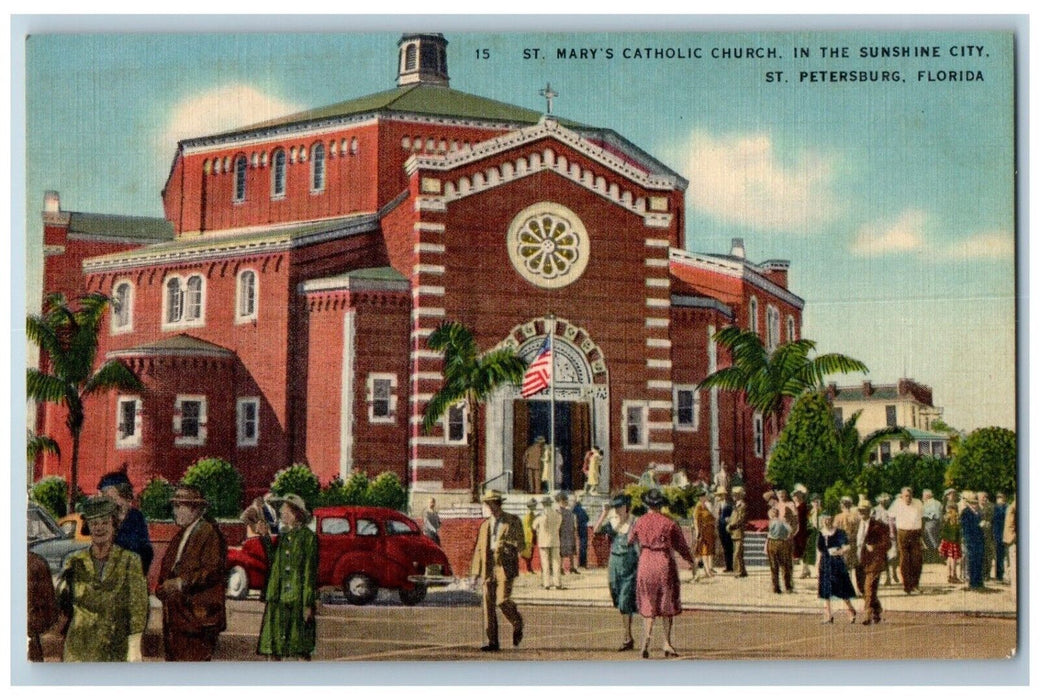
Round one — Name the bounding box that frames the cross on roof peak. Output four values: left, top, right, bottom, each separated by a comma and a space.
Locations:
539, 83, 558, 114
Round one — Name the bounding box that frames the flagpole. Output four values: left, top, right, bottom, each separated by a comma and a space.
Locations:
548, 312, 556, 493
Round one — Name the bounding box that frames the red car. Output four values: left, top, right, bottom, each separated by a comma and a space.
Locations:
225, 505, 452, 606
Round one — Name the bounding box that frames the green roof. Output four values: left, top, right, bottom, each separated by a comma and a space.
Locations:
833, 385, 901, 402
68, 212, 174, 242
108, 334, 233, 358
346, 267, 408, 282
903, 427, 949, 441
211, 84, 584, 139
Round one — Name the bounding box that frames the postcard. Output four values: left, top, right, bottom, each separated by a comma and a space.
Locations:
19, 22, 1018, 678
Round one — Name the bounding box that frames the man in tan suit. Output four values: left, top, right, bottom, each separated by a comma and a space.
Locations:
855, 498, 891, 625
522, 436, 546, 493
470, 490, 525, 651
531, 495, 563, 589
727, 486, 748, 577
156, 484, 227, 661
833, 495, 862, 594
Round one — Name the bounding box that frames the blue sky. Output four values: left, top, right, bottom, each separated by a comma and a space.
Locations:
23, 28, 1017, 431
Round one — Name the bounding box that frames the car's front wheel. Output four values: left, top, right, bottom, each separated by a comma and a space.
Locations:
343, 572, 379, 605
398, 584, 427, 606
226, 565, 250, 600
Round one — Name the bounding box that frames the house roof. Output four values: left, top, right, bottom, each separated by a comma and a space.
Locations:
67, 212, 174, 242
903, 427, 950, 441
107, 334, 234, 359
832, 385, 902, 402
299, 266, 410, 294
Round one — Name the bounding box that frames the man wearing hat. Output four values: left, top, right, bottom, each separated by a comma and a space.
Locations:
727, 486, 748, 577
98, 468, 154, 574
531, 495, 563, 589
522, 436, 546, 494
833, 496, 861, 593
470, 490, 525, 651
521, 498, 538, 573
715, 486, 734, 573
854, 497, 890, 625
156, 484, 227, 661
959, 492, 986, 589
921, 488, 943, 552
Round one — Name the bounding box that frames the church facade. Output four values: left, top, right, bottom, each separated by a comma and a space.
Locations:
36, 34, 803, 515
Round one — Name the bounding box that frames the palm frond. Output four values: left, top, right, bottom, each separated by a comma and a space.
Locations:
422, 386, 466, 434
800, 353, 869, 387
27, 430, 61, 461
82, 360, 144, 396
26, 369, 68, 405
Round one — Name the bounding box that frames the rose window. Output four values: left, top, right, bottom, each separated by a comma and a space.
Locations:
507, 203, 589, 289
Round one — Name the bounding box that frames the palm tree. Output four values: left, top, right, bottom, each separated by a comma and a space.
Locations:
834, 410, 912, 479
422, 321, 526, 503
27, 292, 144, 512
699, 326, 869, 447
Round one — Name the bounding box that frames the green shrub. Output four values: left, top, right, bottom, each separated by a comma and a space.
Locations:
139, 477, 175, 521
182, 457, 243, 518
271, 463, 321, 510
317, 476, 350, 507
822, 479, 857, 515
342, 471, 371, 505
366, 472, 408, 511
31, 476, 68, 519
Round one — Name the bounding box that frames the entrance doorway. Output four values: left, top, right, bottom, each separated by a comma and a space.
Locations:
512, 399, 591, 492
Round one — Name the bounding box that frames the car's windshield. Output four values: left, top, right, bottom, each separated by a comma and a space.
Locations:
28, 507, 63, 542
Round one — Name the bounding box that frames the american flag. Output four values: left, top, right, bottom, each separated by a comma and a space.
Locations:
521, 335, 553, 398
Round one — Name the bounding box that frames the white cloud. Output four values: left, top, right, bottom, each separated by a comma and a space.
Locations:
682, 130, 841, 232
851, 209, 927, 256
159, 85, 302, 163
941, 230, 1015, 260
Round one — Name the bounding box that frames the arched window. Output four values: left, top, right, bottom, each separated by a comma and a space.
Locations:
163, 274, 206, 327
236, 269, 258, 322
112, 280, 133, 332
165, 278, 183, 324
271, 148, 286, 197
185, 275, 203, 321
748, 296, 759, 334
233, 154, 247, 202
787, 315, 796, 342
310, 143, 325, 192
405, 44, 417, 71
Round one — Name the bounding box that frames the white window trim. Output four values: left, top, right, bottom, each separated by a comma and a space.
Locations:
366, 373, 398, 424
753, 412, 764, 458
237, 396, 260, 447
748, 296, 759, 334
443, 401, 469, 445
233, 154, 248, 203
786, 314, 796, 343
115, 395, 143, 449
235, 268, 259, 324
310, 143, 326, 194
111, 279, 134, 335
766, 305, 780, 351
161, 273, 207, 330
621, 400, 649, 449
271, 149, 287, 199
174, 394, 208, 447
673, 385, 700, 431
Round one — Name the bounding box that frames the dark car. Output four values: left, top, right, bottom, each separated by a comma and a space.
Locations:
28, 503, 89, 581
226, 505, 452, 605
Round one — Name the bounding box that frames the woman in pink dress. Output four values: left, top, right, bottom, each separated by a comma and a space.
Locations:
628, 488, 695, 658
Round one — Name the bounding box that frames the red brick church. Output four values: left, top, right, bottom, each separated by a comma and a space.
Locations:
35, 33, 803, 515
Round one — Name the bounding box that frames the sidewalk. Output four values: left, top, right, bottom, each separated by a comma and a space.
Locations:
506, 563, 1017, 617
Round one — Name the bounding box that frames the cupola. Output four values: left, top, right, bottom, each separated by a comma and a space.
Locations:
397, 33, 450, 87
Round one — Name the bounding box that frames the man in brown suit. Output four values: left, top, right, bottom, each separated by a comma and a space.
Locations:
727, 486, 748, 577
855, 498, 891, 625
470, 490, 525, 651
522, 437, 546, 493
156, 484, 227, 661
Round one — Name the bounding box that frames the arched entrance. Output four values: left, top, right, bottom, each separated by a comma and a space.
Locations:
484, 318, 609, 494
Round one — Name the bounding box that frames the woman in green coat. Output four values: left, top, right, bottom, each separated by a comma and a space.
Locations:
593, 493, 640, 651
58, 497, 149, 662
256, 494, 318, 660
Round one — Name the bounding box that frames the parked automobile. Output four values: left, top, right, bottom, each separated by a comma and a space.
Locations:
58, 512, 91, 542
226, 505, 452, 606
28, 503, 89, 581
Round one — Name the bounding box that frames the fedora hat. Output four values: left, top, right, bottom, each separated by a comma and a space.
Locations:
609, 494, 632, 509
81, 496, 117, 521
97, 470, 131, 491
793, 483, 808, 495
857, 497, 872, 510
541, 495, 554, 506
526, 498, 538, 508
643, 488, 666, 508
481, 489, 505, 504
715, 485, 728, 496
731, 485, 745, 496
270, 493, 311, 520
170, 483, 209, 507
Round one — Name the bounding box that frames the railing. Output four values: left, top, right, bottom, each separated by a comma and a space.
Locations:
480, 470, 513, 493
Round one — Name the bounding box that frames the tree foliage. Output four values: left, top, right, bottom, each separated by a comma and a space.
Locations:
766, 392, 843, 494
32, 476, 69, 519
27, 292, 144, 511
271, 463, 322, 509
854, 452, 948, 501
422, 320, 526, 502
182, 457, 244, 518
945, 427, 1017, 495
366, 472, 408, 511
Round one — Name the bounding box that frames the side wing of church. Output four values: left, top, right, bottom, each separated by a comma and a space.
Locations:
35, 33, 803, 516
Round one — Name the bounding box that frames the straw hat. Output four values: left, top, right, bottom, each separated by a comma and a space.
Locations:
481, 489, 505, 503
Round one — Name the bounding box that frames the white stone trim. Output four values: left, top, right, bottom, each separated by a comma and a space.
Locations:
647, 380, 673, 390
414, 371, 443, 381
647, 358, 672, 369
648, 442, 675, 451
411, 349, 442, 360
340, 310, 357, 477
645, 214, 672, 228
646, 297, 670, 308
646, 317, 670, 328
411, 435, 447, 446
647, 400, 673, 410
414, 222, 446, 233
414, 263, 445, 275
670, 247, 805, 310
411, 328, 435, 340
709, 324, 720, 473
411, 307, 446, 321
410, 392, 435, 403
414, 286, 445, 298
645, 277, 670, 288
646, 338, 671, 348
645, 257, 669, 267
415, 243, 446, 254
645, 238, 670, 248
646, 421, 673, 431
415, 197, 447, 212
409, 461, 444, 470
115, 395, 143, 449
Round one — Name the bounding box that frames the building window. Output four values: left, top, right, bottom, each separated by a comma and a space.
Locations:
748, 296, 759, 334
116, 396, 142, 448
236, 269, 257, 322
163, 274, 206, 328
622, 401, 648, 448
834, 407, 843, 428
753, 413, 764, 457
310, 143, 325, 192
111, 280, 133, 333
174, 395, 207, 446
932, 441, 946, 457
879, 441, 892, 463
237, 397, 259, 447
766, 306, 781, 351
404, 44, 417, 71
885, 405, 897, 427
673, 386, 699, 430
233, 154, 247, 202
366, 373, 397, 423
786, 315, 796, 342
445, 402, 467, 444
271, 148, 286, 198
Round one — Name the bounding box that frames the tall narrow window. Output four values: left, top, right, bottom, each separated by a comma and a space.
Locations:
185, 275, 204, 321
165, 278, 183, 323
749, 296, 759, 334
786, 315, 796, 342
885, 405, 897, 427
174, 395, 207, 446
446, 403, 466, 444
237, 397, 260, 447
766, 306, 780, 350
366, 374, 397, 423
879, 441, 892, 463
674, 386, 699, 430
116, 396, 142, 448
622, 401, 648, 448
271, 148, 286, 197
236, 269, 257, 322
163, 275, 205, 328
753, 413, 764, 457
310, 143, 325, 192
112, 281, 133, 332
233, 154, 247, 202
405, 44, 417, 70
